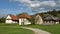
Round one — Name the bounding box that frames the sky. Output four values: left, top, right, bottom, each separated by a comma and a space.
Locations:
0, 0, 60, 17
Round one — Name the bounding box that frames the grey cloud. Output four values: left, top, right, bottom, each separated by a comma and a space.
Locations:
11, 0, 60, 13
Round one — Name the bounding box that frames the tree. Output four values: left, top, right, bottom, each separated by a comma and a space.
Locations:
46, 9, 58, 16
0, 17, 5, 23
29, 15, 35, 24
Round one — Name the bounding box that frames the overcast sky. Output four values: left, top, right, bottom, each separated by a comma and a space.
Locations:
0, 0, 60, 17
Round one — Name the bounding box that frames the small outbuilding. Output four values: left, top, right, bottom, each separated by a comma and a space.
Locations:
35, 14, 43, 24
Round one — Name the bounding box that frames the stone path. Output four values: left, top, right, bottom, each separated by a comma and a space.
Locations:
21, 27, 51, 34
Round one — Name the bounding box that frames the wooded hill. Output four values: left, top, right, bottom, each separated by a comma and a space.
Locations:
35, 10, 60, 18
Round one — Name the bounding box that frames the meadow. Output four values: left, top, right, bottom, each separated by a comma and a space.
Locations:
0, 23, 34, 34
0, 23, 60, 34
24, 24, 60, 34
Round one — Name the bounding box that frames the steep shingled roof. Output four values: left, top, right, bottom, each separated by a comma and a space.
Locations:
44, 15, 60, 21
19, 14, 31, 19
7, 14, 18, 20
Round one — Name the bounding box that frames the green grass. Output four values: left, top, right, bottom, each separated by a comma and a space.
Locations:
0, 23, 34, 34
0, 23, 60, 34
24, 24, 60, 34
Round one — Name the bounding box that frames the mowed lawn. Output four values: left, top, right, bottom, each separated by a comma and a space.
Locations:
0, 23, 34, 34
24, 24, 60, 34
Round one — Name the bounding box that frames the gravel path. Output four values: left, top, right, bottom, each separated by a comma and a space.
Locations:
21, 27, 51, 34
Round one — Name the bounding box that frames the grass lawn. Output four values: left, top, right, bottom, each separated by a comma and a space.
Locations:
0, 23, 34, 34
24, 24, 60, 34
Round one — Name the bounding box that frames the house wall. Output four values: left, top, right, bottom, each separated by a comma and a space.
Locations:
24, 19, 31, 25
12, 21, 18, 23
56, 22, 59, 24
6, 20, 12, 24
19, 18, 22, 25
6, 20, 18, 24
6, 15, 12, 24
6, 15, 12, 19
35, 15, 43, 24
43, 20, 59, 25
19, 18, 31, 25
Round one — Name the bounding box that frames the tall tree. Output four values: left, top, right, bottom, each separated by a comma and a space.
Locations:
0, 17, 5, 23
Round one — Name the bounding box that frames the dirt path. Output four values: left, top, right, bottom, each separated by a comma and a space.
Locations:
21, 27, 51, 34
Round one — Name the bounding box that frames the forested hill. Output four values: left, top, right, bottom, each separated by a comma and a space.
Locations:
46, 10, 60, 16
35, 10, 60, 18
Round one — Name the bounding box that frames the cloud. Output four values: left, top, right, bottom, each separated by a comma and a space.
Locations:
40, 1, 56, 7
11, 0, 56, 7
10, 0, 60, 13
30, 3, 40, 7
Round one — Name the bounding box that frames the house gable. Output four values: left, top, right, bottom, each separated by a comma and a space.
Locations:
35, 14, 43, 24
6, 15, 12, 20
19, 14, 31, 25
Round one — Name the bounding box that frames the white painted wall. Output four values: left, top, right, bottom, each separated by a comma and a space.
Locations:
6, 15, 12, 24
56, 22, 59, 24
35, 15, 43, 24
6, 15, 18, 24
12, 21, 18, 23
19, 19, 22, 25
6, 15, 12, 19
6, 20, 12, 24
23, 19, 31, 25
6, 20, 18, 24
19, 18, 31, 25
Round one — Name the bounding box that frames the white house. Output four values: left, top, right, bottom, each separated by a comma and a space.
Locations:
19, 14, 31, 25
6, 14, 31, 25
6, 14, 18, 24
35, 14, 43, 24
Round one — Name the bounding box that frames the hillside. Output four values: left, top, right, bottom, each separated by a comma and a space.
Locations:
35, 10, 60, 18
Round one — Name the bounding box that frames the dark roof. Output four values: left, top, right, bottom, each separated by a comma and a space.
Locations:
44, 15, 60, 21
54, 17, 60, 21
44, 15, 54, 20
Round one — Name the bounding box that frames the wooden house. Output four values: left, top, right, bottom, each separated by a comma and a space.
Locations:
44, 15, 60, 24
